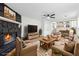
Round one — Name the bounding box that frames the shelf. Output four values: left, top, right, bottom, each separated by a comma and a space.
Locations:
0, 16, 21, 25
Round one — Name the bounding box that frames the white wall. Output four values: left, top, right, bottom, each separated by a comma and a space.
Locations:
42, 20, 53, 36
21, 16, 79, 37
21, 16, 42, 37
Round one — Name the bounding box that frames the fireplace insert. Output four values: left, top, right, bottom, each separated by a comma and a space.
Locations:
3, 33, 16, 45
0, 32, 16, 55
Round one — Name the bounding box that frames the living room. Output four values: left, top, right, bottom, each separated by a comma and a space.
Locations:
0, 3, 79, 56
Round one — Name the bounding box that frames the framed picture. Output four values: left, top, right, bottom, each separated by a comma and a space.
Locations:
4, 5, 16, 21
0, 3, 21, 22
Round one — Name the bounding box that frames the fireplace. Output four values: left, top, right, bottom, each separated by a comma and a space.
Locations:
5, 33, 12, 42
3, 33, 16, 45
0, 33, 16, 56
0, 20, 21, 56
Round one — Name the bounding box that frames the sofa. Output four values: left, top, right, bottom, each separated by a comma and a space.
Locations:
6, 37, 37, 56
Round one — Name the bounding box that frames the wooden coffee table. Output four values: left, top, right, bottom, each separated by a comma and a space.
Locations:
39, 37, 57, 50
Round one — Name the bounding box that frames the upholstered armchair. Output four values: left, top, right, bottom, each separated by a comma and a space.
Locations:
7, 37, 37, 56
51, 42, 79, 56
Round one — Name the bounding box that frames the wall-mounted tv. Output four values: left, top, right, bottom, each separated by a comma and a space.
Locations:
28, 25, 37, 33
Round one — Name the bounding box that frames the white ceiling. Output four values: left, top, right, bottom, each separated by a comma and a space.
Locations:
6, 3, 79, 21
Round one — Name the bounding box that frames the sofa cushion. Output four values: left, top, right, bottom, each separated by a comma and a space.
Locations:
20, 44, 37, 56
64, 41, 75, 53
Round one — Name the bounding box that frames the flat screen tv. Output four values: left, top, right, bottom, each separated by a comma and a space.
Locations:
28, 25, 37, 33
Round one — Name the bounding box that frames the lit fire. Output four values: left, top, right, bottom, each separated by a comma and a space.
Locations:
5, 33, 11, 42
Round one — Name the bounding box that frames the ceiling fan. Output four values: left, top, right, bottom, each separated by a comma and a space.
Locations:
43, 13, 55, 18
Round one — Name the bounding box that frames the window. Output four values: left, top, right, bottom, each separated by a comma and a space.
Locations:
77, 19, 79, 28
52, 22, 57, 29
70, 21, 77, 28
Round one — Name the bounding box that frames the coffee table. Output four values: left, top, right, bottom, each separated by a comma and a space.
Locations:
39, 37, 57, 50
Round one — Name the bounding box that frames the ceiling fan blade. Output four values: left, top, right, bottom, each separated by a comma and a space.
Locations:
50, 17, 55, 18
51, 14, 55, 16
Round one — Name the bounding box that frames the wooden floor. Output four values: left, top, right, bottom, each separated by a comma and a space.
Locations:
37, 47, 52, 56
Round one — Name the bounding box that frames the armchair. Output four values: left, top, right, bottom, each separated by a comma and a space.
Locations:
51, 42, 79, 56
6, 37, 37, 56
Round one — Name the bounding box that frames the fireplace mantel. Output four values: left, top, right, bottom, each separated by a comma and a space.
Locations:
0, 16, 21, 25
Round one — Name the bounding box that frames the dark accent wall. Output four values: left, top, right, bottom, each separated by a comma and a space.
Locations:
0, 3, 21, 56
0, 20, 21, 56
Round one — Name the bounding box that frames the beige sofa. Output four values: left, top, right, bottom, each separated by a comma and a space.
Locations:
6, 37, 37, 56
